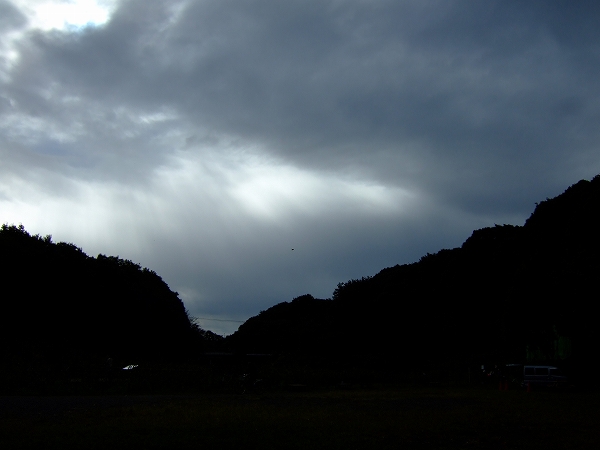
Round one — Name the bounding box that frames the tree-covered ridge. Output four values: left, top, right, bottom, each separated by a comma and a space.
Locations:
229, 294, 337, 355
228, 175, 600, 381
0, 224, 208, 366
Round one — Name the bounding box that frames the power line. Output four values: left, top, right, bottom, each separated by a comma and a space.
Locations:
194, 317, 245, 323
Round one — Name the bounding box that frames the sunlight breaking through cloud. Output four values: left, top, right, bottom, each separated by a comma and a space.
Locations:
228, 160, 411, 222
1, 0, 118, 80
12, 0, 117, 31
0, 146, 417, 264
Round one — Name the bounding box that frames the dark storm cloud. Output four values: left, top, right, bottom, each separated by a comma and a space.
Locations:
2, 0, 600, 333
12, 1, 600, 189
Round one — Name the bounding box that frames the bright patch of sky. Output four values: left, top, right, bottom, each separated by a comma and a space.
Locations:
12, 0, 118, 31
1, 0, 118, 79
0, 146, 413, 260
229, 163, 410, 222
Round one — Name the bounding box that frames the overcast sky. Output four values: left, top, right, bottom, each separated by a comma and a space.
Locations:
1, 0, 599, 334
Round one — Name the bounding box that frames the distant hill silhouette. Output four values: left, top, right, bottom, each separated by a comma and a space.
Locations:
228, 175, 600, 382
0, 224, 216, 373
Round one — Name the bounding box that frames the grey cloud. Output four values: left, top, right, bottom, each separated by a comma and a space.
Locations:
8, 1, 600, 169
5, 0, 599, 190
0, 1, 27, 32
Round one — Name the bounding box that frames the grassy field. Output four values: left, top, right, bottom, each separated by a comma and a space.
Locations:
1, 386, 598, 449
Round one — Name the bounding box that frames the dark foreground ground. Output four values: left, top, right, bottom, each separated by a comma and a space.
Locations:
1, 386, 598, 449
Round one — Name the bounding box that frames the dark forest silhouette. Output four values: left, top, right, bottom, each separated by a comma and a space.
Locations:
2, 174, 600, 391
227, 175, 600, 384
0, 225, 222, 392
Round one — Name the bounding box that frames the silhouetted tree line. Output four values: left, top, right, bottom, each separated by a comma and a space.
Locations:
227, 175, 600, 383
0, 224, 217, 377
3, 174, 600, 391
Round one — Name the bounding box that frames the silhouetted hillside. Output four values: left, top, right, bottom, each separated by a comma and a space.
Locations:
229, 294, 337, 355
0, 224, 214, 370
228, 175, 600, 381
